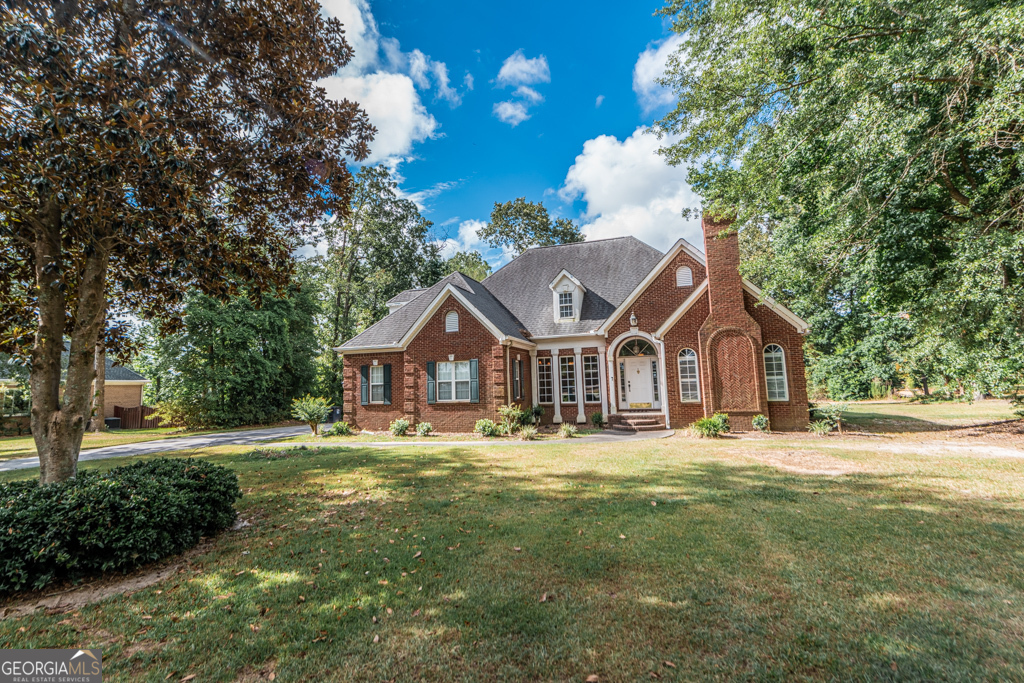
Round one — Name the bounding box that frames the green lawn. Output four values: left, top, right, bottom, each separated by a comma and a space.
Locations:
3, 433, 1023, 681
835, 398, 1018, 433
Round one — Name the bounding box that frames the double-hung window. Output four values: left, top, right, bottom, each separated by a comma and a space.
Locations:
558, 292, 574, 320
437, 361, 471, 402
370, 365, 385, 403
538, 357, 553, 403
583, 355, 600, 403
559, 356, 577, 404
678, 349, 700, 402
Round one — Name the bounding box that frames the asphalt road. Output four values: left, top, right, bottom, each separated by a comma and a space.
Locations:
0, 425, 310, 473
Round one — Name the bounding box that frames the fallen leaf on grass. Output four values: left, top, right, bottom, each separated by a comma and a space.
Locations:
539, 593, 551, 603
663, 661, 676, 668
586, 676, 599, 682
619, 534, 626, 539
413, 551, 422, 559
373, 634, 379, 643
513, 547, 521, 552
180, 676, 196, 682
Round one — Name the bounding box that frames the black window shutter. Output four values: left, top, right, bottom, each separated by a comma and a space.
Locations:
383, 364, 392, 405
360, 365, 369, 406
426, 361, 436, 404
470, 359, 479, 403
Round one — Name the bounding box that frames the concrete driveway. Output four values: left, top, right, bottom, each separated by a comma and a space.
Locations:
0, 425, 310, 473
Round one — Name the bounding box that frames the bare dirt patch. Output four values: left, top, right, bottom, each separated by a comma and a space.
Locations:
736, 448, 862, 476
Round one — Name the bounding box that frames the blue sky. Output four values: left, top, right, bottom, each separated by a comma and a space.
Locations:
318, 0, 703, 267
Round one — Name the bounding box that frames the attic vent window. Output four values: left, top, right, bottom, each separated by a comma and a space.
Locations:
445, 310, 459, 333
558, 292, 574, 320
676, 266, 693, 287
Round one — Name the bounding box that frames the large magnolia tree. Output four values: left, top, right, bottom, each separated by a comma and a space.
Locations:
0, 0, 373, 482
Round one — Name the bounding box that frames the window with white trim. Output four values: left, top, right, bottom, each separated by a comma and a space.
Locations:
652, 359, 660, 403
763, 344, 789, 401
513, 359, 522, 401
559, 356, 577, 404
583, 355, 600, 403
437, 361, 471, 402
558, 292, 574, 320
618, 361, 626, 403
678, 349, 700, 402
538, 357, 553, 403
676, 266, 693, 287
370, 365, 385, 403
445, 310, 459, 333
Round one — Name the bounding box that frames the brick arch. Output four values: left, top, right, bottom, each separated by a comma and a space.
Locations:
708, 328, 760, 412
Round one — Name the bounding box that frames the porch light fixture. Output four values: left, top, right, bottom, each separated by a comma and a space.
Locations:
629, 311, 637, 326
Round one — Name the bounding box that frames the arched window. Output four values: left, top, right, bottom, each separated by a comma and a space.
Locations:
618, 338, 656, 357
676, 266, 693, 287
678, 349, 700, 402
445, 310, 459, 333
763, 344, 789, 401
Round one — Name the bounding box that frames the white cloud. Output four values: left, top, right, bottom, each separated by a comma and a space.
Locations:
514, 86, 544, 104
320, 72, 437, 163
464, 73, 475, 90
633, 34, 685, 114
436, 220, 514, 268
493, 101, 531, 127
595, 94, 605, 108
492, 51, 550, 127
317, 0, 468, 163
560, 127, 703, 252
496, 51, 550, 87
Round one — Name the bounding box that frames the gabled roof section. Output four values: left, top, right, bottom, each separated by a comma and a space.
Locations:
483, 237, 663, 337
597, 237, 705, 335
548, 269, 586, 292
386, 288, 426, 305
337, 272, 532, 352
742, 280, 811, 334
60, 342, 148, 382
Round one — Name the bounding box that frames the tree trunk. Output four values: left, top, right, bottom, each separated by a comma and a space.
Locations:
30, 202, 110, 484
92, 344, 106, 432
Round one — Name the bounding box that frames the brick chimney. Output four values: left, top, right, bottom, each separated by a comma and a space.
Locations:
702, 213, 745, 325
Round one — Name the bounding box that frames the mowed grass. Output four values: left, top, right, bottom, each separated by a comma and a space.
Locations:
837, 399, 1018, 433
3, 436, 1024, 681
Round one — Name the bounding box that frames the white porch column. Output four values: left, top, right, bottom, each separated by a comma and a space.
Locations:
551, 350, 563, 424
530, 349, 539, 407
574, 347, 586, 424
607, 354, 618, 415
656, 340, 671, 428
598, 348, 609, 420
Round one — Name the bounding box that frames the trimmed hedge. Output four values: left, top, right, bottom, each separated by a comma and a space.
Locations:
0, 458, 241, 593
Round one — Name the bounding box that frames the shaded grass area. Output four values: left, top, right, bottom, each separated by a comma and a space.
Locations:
3, 438, 1024, 681
838, 399, 1017, 433
0, 428, 187, 461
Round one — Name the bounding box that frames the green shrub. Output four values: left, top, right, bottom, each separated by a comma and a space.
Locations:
389, 418, 410, 437
591, 412, 605, 428
475, 419, 501, 437
291, 395, 332, 435
808, 420, 834, 437
816, 402, 849, 434
529, 404, 544, 424
498, 404, 528, 434
869, 378, 889, 400
416, 422, 433, 437
326, 421, 353, 437
692, 416, 723, 438
558, 423, 578, 438
751, 414, 770, 433
0, 458, 241, 593
518, 425, 538, 441
711, 412, 730, 433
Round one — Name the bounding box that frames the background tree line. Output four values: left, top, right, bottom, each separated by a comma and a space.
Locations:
138, 167, 582, 427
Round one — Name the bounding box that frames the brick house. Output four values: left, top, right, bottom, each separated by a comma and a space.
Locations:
337, 215, 810, 432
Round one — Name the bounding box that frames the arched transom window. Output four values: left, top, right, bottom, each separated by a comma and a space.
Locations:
678, 349, 700, 402
676, 266, 693, 287
618, 339, 656, 357
763, 344, 789, 401
445, 310, 459, 333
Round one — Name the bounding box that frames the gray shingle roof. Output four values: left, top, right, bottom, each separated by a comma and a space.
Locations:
386, 288, 426, 305
339, 272, 530, 350
482, 237, 664, 337
60, 343, 148, 381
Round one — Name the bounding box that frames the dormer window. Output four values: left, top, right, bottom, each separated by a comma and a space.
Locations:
558, 292, 574, 319
549, 269, 586, 324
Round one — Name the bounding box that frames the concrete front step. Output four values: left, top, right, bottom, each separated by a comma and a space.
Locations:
610, 422, 665, 432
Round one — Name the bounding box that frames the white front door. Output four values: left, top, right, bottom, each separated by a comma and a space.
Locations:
624, 357, 654, 408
